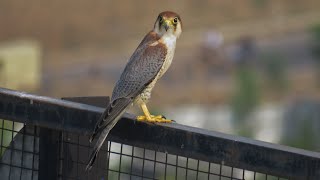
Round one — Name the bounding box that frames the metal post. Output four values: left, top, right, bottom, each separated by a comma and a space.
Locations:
39, 128, 60, 180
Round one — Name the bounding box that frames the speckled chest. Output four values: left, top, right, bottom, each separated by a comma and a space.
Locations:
138, 35, 176, 102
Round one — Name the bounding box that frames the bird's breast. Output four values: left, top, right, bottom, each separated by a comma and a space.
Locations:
138, 35, 176, 103
157, 35, 176, 79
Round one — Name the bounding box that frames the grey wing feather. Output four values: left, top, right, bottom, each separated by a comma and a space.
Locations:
92, 41, 167, 136
112, 42, 167, 100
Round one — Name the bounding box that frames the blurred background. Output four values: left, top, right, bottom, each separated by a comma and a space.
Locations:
1, 0, 320, 152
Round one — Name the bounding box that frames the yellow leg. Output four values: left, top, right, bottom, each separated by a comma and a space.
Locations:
136, 103, 172, 123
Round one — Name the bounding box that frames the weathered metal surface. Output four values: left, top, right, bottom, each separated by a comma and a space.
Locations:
0, 87, 320, 179
0, 87, 103, 135
110, 117, 320, 180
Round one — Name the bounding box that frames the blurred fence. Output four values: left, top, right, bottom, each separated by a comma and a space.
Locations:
0, 87, 319, 180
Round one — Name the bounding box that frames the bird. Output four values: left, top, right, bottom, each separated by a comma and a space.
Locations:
85, 11, 182, 171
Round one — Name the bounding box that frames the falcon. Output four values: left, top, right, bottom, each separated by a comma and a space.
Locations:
86, 11, 182, 170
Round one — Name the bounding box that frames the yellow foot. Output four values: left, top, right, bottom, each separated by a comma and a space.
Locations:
136, 115, 173, 123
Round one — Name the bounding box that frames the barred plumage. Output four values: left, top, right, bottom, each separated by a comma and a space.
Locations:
86, 11, 182, 171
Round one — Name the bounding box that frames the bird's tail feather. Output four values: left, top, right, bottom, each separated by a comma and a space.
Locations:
86, 111, 125, 171
89, 98, 131, 143
86, 97, 131, 171
85, 126, 112, 171
89, 106, 110, 143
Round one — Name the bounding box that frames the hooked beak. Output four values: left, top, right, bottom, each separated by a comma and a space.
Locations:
163, 20, 171, 31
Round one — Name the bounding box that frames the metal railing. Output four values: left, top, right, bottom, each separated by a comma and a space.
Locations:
0, 87, 319, 180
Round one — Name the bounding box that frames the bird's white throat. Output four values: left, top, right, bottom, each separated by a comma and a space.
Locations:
161, 34, 176, 50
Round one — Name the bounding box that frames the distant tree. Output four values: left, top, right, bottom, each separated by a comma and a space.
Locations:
281, 99, 320, 151
261, 53, 288, 93
252, 0, 267, 7
310, 24, 320, 85
311, 24, 320, 59
231, 66, 260, 137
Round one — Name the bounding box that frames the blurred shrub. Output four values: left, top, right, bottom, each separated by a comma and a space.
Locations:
281, 99, 320, 151
261, 53, 288, 92
310, 24, 320, 60
252, 0, 267, 8
310, 24, 320, 85
231, 66, 260, 137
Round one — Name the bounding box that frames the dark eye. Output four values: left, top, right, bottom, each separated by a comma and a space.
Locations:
159, 16, 163, 22
173, 17, 178, 23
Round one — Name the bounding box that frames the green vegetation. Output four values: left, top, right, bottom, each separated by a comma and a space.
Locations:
252, 0, 267, 8
285, 120, 319, 150
231, 67, 260, 137
0, 120, 22, 157
310, 23, 320, 85
0, 120, 12, 156
261, 53, 288, 93
310, 24, 320, 59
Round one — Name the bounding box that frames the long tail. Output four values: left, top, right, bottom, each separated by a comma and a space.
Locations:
85, 117, 121, 171
85, 97, 132, 171
85, 126, 111, 171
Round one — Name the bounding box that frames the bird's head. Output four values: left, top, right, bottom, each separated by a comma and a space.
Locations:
154, 11, 182, 38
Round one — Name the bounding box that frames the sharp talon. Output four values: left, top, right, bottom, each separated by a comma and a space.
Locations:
161, 114, 167, 119
156, 118, 173, 123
